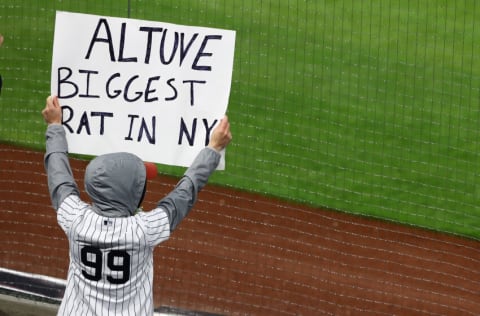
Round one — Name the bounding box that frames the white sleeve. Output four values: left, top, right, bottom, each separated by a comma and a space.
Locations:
56, 195, 89, 234
137, 208, 171, 247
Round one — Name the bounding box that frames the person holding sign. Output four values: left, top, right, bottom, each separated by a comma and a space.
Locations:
42, 95, 232, 315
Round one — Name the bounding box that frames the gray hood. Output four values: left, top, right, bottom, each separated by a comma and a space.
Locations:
84, 152, 146, 217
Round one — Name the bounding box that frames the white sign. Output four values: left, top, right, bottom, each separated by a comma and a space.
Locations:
51, 11, 235, 169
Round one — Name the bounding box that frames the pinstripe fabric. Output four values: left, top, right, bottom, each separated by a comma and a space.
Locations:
57, 195, 170, 316
44, 123, 221, 315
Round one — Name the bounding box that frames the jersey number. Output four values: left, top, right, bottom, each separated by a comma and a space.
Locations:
80, 246, 131, 284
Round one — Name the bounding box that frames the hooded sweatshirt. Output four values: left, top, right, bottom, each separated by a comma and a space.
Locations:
44, 124, 220, 316
84, 152, 146, 218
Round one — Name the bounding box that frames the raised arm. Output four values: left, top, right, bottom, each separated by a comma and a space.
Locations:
43, 96, 80, 210
158, 116, 232, 231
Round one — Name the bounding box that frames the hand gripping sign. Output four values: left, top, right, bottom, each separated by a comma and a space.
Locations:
51, 11, 235, 169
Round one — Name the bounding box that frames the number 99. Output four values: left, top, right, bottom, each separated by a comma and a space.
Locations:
81, 246, 130, 284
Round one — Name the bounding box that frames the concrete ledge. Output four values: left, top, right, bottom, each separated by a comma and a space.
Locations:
0, 293, 59, 316
0, 267, 219, 316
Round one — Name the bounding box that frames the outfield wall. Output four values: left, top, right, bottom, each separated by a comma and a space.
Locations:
1, 144, 479, 315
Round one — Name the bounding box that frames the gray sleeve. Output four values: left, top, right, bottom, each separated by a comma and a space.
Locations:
158, 147, 220, 231
44, 124, 80, 210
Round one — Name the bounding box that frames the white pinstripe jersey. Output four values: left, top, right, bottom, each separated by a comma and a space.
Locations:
56, 195, 170, 316
45, 125, 221, 315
